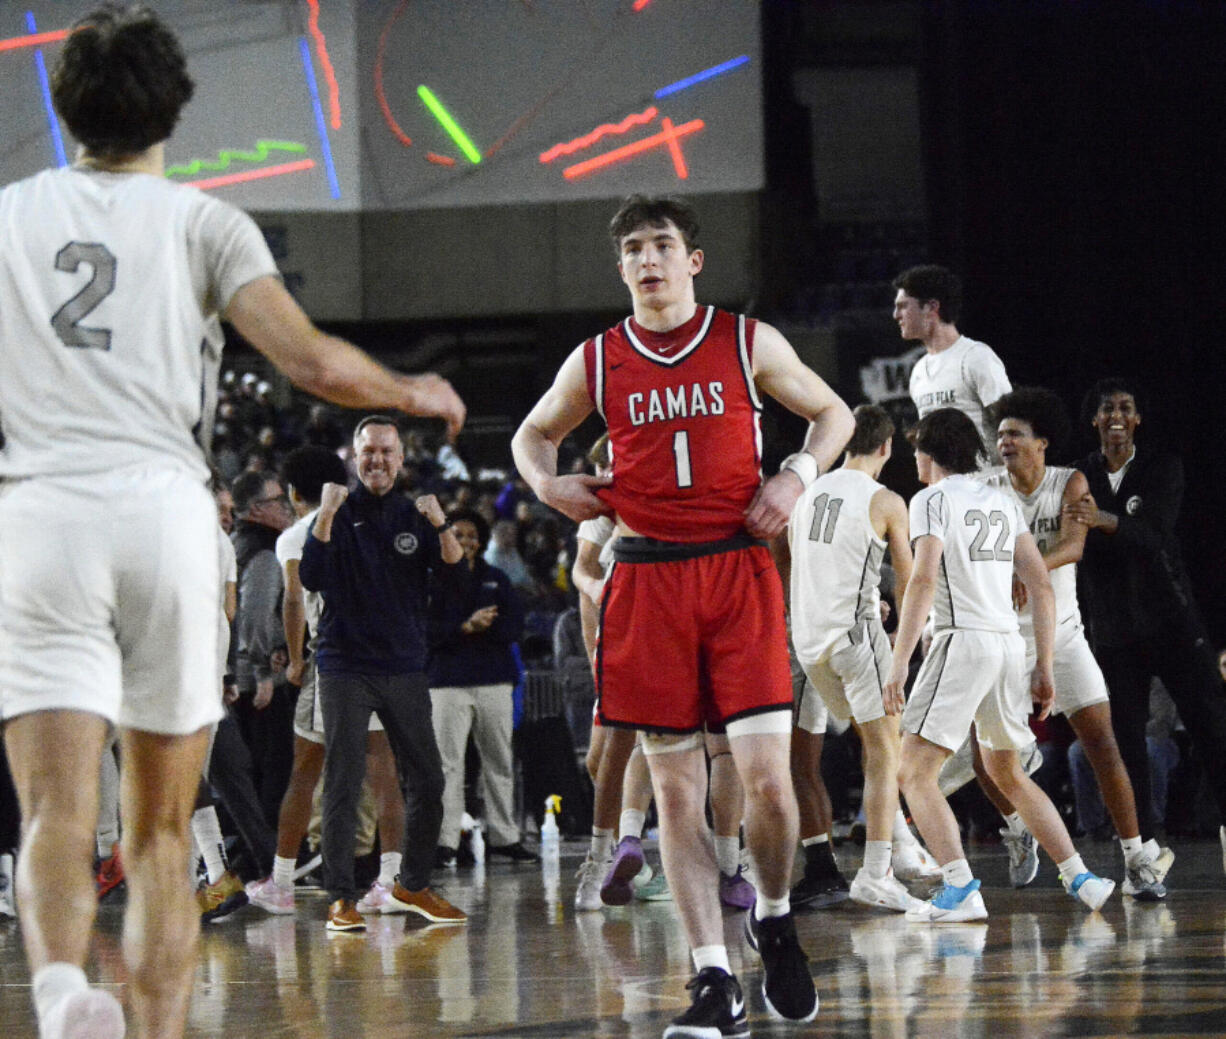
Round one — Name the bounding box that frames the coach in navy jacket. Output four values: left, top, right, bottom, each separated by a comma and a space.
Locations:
299, 416, 465, 926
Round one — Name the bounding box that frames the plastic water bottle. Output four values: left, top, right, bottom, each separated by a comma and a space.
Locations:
541, 795, 561, 856
470, 818, 485, 866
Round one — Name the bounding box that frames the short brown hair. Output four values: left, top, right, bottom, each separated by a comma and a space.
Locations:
845, 405, 895, 457
609, 195, 700, 255
911, 408, 984, 474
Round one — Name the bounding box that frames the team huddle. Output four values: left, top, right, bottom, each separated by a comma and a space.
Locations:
2, 6, 1222, 1039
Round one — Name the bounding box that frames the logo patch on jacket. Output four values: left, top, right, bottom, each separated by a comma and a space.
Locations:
1125, 495, 1142, 516
395, 532, 419, 555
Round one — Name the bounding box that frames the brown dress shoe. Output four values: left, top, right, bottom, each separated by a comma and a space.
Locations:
387, 882, 468, 923
326, 898, 366, 931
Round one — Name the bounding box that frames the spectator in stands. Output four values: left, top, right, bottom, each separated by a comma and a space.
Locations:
486, 518, 533, 593
230, 471, 296, 826
429, 508, 534, 864
1070, 377, 1226, 865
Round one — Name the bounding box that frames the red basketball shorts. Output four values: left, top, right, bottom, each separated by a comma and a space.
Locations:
595, 537, 792, 733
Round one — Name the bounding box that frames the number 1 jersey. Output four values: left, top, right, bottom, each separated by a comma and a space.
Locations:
584, 306, 763, 542
0, 167, 277, 480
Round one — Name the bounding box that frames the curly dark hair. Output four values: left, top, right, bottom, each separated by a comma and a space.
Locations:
52, 3, 194, 159
892, 265, 963, 326
1079, 376, 1145, 430
986, 387, 1071, 453
447, 507, 490, 551
911, 408, 985, 475
608, 195, 700, 256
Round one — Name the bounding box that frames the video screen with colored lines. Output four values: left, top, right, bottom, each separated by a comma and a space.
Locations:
1, 1, 760, 212
357, 0, 762, 209
0, 1, 359, 211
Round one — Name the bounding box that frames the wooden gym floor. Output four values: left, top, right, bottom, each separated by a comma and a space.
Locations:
3, 837, 1226, 1037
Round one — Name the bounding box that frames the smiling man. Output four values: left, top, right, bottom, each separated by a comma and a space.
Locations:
513, 195, 853, 1038
299, 416, 467, 931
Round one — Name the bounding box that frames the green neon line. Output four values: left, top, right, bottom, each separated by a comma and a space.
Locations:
416, 85, 482, 165
165, 140, 308, 178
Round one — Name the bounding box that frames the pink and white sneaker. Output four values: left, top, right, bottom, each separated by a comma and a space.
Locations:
357, 880, 394, 914
246, 877, 295, 915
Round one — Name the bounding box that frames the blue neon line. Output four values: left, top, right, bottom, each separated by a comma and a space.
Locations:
654, 54, 750, 100
26, 11, 67, 167
298, 36, 340, 200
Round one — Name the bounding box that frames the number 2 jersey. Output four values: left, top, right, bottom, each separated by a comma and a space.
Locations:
0, 166, 277, 480
909, 474, 1026, 634
584, 305, 763, 542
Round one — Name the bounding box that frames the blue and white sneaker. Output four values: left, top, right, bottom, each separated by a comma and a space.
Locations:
905, 879, 988, 923
1064, 871, 1115, 911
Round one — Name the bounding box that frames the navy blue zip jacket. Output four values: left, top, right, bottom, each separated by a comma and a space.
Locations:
428, 557, 524, 688
300, 483, 458, 674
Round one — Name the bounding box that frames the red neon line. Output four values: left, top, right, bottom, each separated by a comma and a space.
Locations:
632, 0, 653, 11
540, 106, 658, 164
304, 0, 342, 130
659, 116, 689, 179
562, 119, 703, 180
374, 0, 413, 147
0, 28, 69, 52
426, 152, 456, 166
185, 159, 316, 191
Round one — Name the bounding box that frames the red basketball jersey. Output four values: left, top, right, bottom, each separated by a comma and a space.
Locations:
584, 305, 764, 542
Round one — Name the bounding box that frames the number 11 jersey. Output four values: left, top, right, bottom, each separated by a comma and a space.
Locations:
0, 166, 276, 480
584, 305, 763, 542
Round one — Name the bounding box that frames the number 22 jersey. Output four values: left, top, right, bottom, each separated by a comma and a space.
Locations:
909, 474, 1026, 634
584, 305, 763, 543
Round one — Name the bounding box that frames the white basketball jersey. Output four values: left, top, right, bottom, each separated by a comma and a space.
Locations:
788, 468, 885, 663
909, 474, 1024, 634
276, 508, 323, 637
984, 466, 1081, 636
908, 335, 1012, 454
0, 167, 277, 480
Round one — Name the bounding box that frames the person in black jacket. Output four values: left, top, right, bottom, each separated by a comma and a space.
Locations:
428, 508, 535, 863
299, 416, 466, 931
1069, 377, 1226, 867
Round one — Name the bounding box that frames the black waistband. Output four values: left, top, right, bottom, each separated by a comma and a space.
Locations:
612, 533, 765, 564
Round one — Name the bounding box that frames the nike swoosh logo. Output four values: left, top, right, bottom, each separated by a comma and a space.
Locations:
610, 362, 625, 370
730, 996, 745, 1016
354, 521, 365, 527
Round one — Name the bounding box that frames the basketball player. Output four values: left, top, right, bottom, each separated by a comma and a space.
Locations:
787, 404, 939, 915
513, 195, 853, 1036
894, 264, 1011, 461
982, 388, 1172, 899
0, 7, 463, 1038
885, 409, 1113, 923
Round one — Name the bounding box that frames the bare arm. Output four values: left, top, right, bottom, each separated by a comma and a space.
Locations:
572, 536, 608, 605
225, 275, 465, 440
874, 488, 914, 607
882, 534, 941, 715
1043, 470, 1090, 571
745, 322, 855, 539
511, 345, 612, 522
223, 580, 236, 626
281, 558, 307, 686
1014, 530, 1055, 719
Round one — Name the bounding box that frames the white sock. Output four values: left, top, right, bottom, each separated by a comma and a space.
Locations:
1002, 812, 1027, 837
191, 807, 228, 885
863, 840, 892, 878
801, 833, 829, 847
940, 858, 974, 888
33, 963, 89, 1024
692, 944, 732, 974
379, 852, 402, 887
1058, 854, 1087, 885
590, 828, 614, 862
272, 855, 297, 890
892, 809, 915, 845
618, 810, 646, 842
714, 835, 741, 877
1120, 836, 1143, 865
753, 893, 791, 920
